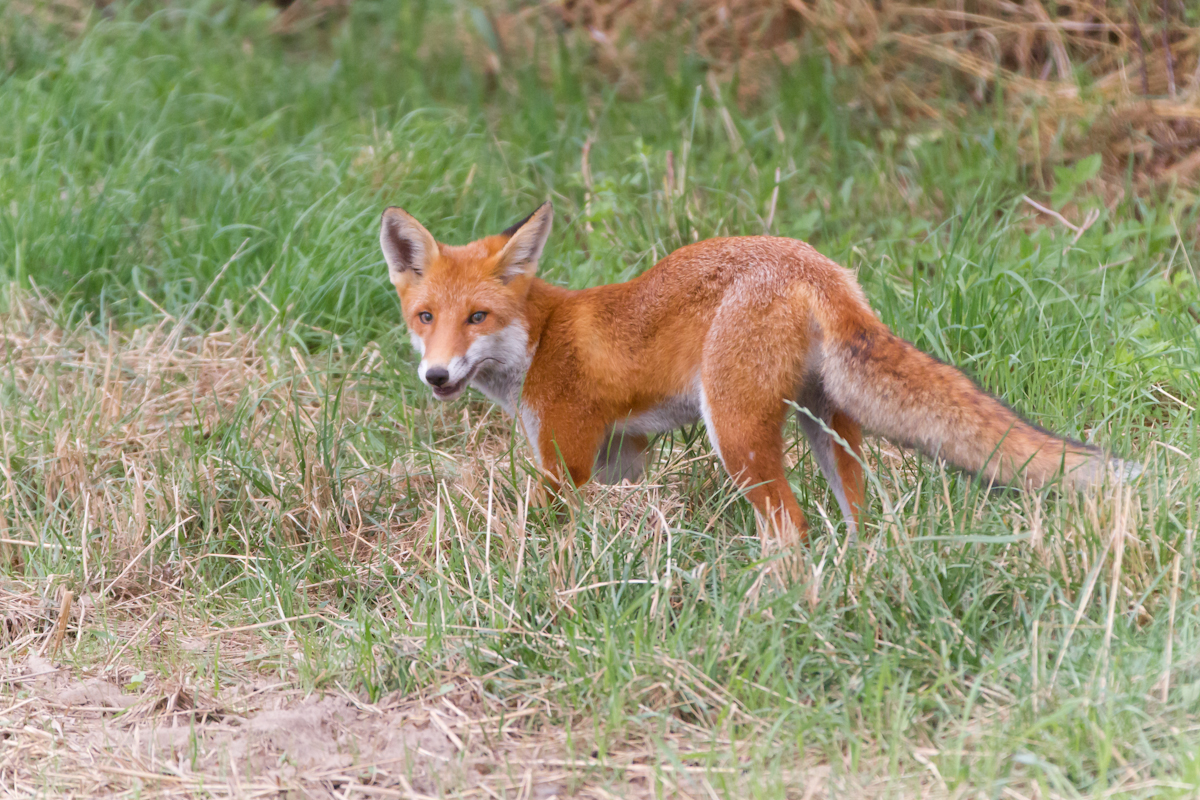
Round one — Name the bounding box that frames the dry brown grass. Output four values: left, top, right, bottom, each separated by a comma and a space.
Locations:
478, 0, 1200, 188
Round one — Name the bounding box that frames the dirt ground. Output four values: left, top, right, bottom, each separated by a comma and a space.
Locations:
3, 652, 650, 798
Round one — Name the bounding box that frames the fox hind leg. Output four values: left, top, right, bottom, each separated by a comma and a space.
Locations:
699, 296, 815, 556
795, 379, 866, 534
699, 384, 809, 548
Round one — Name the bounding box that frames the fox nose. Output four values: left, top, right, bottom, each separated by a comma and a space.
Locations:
425, 367, 450, 387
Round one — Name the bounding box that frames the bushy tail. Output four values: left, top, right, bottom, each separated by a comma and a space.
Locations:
816, 312, 1131, 490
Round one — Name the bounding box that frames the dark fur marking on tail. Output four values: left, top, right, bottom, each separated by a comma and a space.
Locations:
502, 210, 537, 237
846, 330, 875, 359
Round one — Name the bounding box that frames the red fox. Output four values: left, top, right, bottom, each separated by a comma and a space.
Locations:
379, 202, 1133, 544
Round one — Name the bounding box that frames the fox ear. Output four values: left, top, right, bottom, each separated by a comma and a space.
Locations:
380, 207, 438, 284
495, 202, 553, 283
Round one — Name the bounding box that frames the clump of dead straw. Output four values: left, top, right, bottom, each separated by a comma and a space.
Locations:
482, 0, 1200, 187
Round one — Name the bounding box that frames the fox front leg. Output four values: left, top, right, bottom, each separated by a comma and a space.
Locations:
535, 427, 604, 493
594, 431, 650, 484
511, 417, 604, 527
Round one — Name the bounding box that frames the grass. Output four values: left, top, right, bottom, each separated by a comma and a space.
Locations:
1, 0, 1199, 796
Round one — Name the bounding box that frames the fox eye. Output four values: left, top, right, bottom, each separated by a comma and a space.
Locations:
468, 311, 487, 324
417, 311, 433, 324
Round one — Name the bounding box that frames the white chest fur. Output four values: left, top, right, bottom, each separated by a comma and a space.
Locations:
467, 322, 533, 415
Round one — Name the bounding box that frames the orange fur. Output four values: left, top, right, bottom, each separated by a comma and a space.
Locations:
379, 202, 1131, 548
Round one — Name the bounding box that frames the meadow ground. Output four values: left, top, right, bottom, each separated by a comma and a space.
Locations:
1, 1, 1199, 797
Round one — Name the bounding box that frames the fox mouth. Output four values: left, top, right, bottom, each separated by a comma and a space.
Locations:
427, 356, 503, 401
430, 366, 480, 400
431, 378, 468, 400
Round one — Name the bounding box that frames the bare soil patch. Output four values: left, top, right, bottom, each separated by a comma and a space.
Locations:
4, 652, 627, 798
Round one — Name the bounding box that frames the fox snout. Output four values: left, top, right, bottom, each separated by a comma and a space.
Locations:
417, 357, 473, 400
424, 366, 450, 387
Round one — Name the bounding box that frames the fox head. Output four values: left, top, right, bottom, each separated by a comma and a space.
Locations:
379, 202, 553, 401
